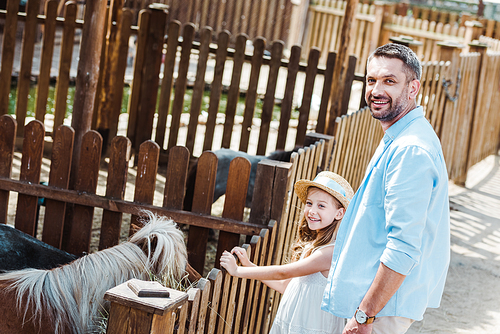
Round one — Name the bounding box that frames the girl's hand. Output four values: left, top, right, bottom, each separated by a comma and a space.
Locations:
220, 250, 239, 276
231, 247, 253, 267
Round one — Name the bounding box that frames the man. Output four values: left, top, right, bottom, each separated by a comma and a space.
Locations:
321, 43, 450, 334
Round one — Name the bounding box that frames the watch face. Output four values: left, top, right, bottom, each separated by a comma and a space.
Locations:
355, 309, 367, 323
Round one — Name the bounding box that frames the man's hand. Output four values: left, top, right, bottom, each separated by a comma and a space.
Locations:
343, 317, 373, 334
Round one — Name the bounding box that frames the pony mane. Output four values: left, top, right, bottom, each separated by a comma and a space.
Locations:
0, 213, 187, 334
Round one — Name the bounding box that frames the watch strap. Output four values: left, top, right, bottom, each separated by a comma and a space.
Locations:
355, 308, 376, 324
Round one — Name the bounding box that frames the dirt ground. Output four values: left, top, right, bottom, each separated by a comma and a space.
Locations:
6, 149, 500, 333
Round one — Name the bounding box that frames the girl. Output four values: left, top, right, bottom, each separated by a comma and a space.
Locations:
220, 171, 354, 334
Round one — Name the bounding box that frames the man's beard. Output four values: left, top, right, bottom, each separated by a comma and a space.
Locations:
368, 86, 409, 122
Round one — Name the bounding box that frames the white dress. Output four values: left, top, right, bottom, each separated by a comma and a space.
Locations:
269, 244, 344, 334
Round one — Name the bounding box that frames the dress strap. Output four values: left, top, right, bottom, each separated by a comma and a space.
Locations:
312, 242, 335, 254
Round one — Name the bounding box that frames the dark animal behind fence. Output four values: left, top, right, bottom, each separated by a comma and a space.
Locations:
183, 148, 298, 211
0, 224, 77, 273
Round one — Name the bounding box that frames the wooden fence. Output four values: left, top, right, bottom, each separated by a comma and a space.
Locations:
103, 136, 331, 334
0, 1, 360, 159
122, 0, 301, 47
302, 0, 500, 70
0, 112, 331, 333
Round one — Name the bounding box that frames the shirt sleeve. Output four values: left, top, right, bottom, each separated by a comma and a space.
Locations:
380, 145, 438, 276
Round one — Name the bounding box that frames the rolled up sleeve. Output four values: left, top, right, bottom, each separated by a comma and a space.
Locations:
381, 145, 437, 276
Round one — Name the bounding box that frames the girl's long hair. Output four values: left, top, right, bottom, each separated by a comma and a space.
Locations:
290, 196, 343, 262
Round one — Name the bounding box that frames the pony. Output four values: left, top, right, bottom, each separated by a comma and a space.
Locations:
0, 212, 188, 334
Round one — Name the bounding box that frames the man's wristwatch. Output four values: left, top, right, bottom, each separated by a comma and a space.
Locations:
354, 308, 376, 325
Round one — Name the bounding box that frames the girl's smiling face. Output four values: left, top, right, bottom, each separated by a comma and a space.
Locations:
304, 187, 345, 231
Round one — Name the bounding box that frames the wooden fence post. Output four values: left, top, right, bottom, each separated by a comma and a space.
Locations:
453, 40, 489, 186
0, 0, 21, 116
105, 279, 188, 334
70, 0, 108, 189
326, 0, 360, 135
436, 41, 464, 175
132, 4, 168, 153
15, 0, 41, 137
0, 115, 17, 224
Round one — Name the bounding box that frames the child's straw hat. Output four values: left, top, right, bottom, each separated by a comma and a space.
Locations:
294, 171, 354, 209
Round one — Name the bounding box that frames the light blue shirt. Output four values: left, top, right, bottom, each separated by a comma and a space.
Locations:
322, 107, 450, 321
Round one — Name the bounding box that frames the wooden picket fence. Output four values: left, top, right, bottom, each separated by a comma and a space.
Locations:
303, 0, 384, 72
104, 136, 330, 334
0, 1, 360, 159
0, 112, 332, 333
302, 0, 500, 70
122, 0, 299, 46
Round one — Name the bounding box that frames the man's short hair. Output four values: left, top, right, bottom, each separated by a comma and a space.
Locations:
367, 43, 422, 82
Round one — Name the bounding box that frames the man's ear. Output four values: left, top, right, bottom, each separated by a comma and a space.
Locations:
409, 79, 421, 99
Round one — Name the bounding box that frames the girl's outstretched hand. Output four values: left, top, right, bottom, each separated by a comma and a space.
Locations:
231, 247, 253, 266
220, 250, 239, 276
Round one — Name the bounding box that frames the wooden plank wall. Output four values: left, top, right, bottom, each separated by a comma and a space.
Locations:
381, 14, 467, 62
465, 50, 500, 170
123, 0, 295, 46
303, 0, 380, 72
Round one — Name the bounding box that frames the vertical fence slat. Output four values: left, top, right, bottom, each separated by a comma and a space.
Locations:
15, 121, 44, 236
276, 45, 301, 151
129, 140, 160, 233
215, 156, 250, 267
0, 0, 21, 115
187, 288, 201, 334
126, 10, 150, 146
221, 33, 248, 149
166, 23, 196, 150
156, 20, 181, 149
247, 228, 270, 334
0, 115, 16, 224
163, 146, 189, 209
195, 278, 212, 333
256, 40, 284, 156
232, 243, 250, 332
241, 235, 261, 334
257, 220, 278, 333
206, 268, 223, 334
15, 0, 41, 137
100, 8, 134, 148
53, 2, 77, 134
249, 160, 276, 226
295, 47, 320, 147
133, 6, 168, 151
316, 51, 336, 134
239, 37, 265, 153
63, 131, 102, 255
186, 26, 212, 154
187, 151, 218, 275
98, 136, 131, 250
35, 0, 58, 123
42, 125, 75, 248
203, 30, 230, 152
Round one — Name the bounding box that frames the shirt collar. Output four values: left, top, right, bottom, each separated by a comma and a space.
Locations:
383, 106, 424, 144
